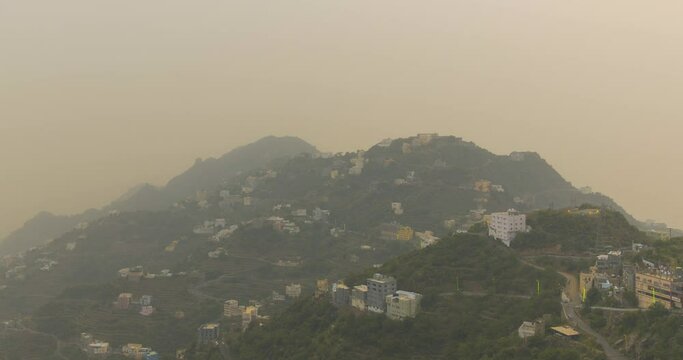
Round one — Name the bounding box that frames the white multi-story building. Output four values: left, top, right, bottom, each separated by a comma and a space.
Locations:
488, 209, 527, 247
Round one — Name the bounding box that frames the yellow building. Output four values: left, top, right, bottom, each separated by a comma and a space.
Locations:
122, 343, 151, 359
474, 180, 492, 193
645, 230, 671, 241
396, 226, 414, 241
635, 269, 683, 309
165, 240, 179, 252
315, 279, 330, 298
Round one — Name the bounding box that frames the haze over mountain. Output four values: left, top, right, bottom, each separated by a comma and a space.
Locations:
0, 134, 660, 256
4, 0, 683, 241
0, 133, 663, 359
0, 136, 317, 255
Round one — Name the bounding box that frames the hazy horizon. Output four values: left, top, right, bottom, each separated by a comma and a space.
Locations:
3, 0, 683, 238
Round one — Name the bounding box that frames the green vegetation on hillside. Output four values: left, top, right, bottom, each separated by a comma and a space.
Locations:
636, 237, 683, 266
232, 235, 605, 360
589, 304, 683, 359
513, 208, 646, 253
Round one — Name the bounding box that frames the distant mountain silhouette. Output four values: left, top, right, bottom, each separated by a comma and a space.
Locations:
0, 136, 318, 255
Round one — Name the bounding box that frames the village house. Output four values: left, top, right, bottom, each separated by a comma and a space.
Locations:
224, 300, 240, 317
272, 291, 286, 302
208, 247, 227, 259
127, 266, 144, 282
122, 343, 152, 359
349, 152, 365, 175
330, 226, 346, 238
518, 320, 545, 339
197, 323, 221, 345
116, 293, 133, 310
140, 306, 155, 316
385, 291, 423, 320
241, 306, 259, 331
286, 283, 302, 298
415, 133, 439, 145
351, 285, 368, 311
140, 295, 153, 306
81, 333, 110, 356
87, 342, 110, 356
331, 282, 351, 307
402, 143, 412, 154
312, 207, 330, 222
391, 202, 404, 215
396, 226, 414, 241
474, 180, 492, 193
316, 279, 330, 298
551, 326, 580, 339
291, 209, 307, 217
416, 231, 440, 248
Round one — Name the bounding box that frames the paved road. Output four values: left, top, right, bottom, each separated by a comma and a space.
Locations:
558, 272, 629, 360
521, 258, 630, 360
440, 291, 531, 300
591, 306, 640, 313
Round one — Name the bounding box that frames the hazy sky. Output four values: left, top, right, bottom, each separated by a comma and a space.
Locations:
2, 0, 683, 238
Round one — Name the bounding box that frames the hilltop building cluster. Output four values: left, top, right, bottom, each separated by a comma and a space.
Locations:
122, 343, 160, 360
266, 206, 332, 235
223, 298, 271, 332
80, 333, 110, 357
580, 248, 683, 310
113, 293, 155, 316
193, 218, 238, 239
118, 266, 184, 281
331, 273, 422, 321
379, 223, 415, 242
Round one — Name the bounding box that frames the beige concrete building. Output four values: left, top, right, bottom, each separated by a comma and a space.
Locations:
635, 268, 683, 309
285, 283, 302, 298
386, 291, 422, 320
223, 300, 240, 318
351, 285, 368, 311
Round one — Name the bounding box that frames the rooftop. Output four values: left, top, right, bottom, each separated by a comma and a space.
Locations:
369, 273, 396, 282
551, 326, 579, 337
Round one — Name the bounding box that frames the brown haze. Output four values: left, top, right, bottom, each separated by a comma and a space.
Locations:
1, 0, 683, 238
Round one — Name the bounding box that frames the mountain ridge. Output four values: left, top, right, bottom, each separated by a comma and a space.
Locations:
0, 133, 666, 256
0, 136, 318, 255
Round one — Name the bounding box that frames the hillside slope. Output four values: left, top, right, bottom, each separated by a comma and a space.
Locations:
0, 136, 318, 255
231, 234, 605, 360
0, 134, 655, 357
